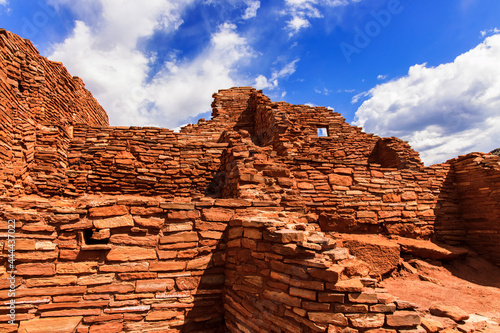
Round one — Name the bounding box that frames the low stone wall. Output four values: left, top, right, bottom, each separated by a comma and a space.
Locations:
224, 213, 421, 333
451, 153, 500, 265
0, 195, 243, 333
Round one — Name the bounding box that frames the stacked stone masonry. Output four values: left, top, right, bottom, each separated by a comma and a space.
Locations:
1, 29, 499, 332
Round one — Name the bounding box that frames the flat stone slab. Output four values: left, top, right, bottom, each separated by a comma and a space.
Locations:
395, 237, 469, 260
18, 316, 82, 333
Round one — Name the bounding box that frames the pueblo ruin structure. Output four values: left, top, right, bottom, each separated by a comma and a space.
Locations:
0, 29, 499, 333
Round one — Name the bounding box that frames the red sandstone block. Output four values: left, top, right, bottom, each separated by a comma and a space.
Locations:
60, 219, 93, 231
89, 321, 123, 333
270, 261, 308, 279
106, 246, 157, 261
266, 229, 305, 243
53, 296, 82, 302
371, 303, 397, 313
25, 275, 77, 288
93, 215, 134, 229
150, 261, 186, 272
39, 300, 109, 310
56, 262, 97, 274
160, 231, 198, 243
159, 242, 198, 250
118, 272, 156, 282
89, 205, 128, 217
0, 286, 86, 298
327, 278, 364, 292
298, 182, 315, 190
402, 191, 418, 200
378, 210, 402, 219
163, 221, 193, 232
328, 174, 353, 186
103, 305, 151, 314
130, 206, 163, 215
187, 255, 212, 270
318, 292, 345, 303
59, 249, 80, 260
167, 210, 199, 221
371, 170, 384, 178
383, 193, 401, 203
15, 239, 36, 250
200, 231, 224, 239
87, 283, 135, 294
263, 290, 301, 307
303, 301, 330, 311
18, 317, 83, 332
270, 271, 291, 284
386, 311, 420, 327
145, 310, 182, 321
84, 294, 111, 301
114, 293, 154, 301
308, 312, 348, 326
202, 208, 234, 221
109, 234, 158, 246
133, 217, 164, 228
16, 263, 55, 276
263, 167, 290, 177
348, 292, 378, 304
136, 279, 175, 292
160, 203, 195, 210
357, 211, 377, 219
290, 287, 316, 301
16, 251, 58, 261
83, 314, 123, 324
177, 249, 199, 259
243, 228, 262, 239
335, 304, 369, 313
308, 265, 343, 283
99, 262, 149, 273
196, 221, 228, 231
214, 199, 252, 208
77, 274, 114, 286
176, 277, 200, 290
347, 313, 386, 328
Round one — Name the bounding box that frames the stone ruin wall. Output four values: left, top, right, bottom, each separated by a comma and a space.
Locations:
0, 30, 499, 332
0, 29, 108, 198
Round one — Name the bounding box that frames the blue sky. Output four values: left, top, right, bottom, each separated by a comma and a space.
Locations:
1, 0, 499, 165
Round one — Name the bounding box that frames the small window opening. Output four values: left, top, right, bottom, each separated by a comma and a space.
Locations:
83, 229, 109, 245
317, 127, 328, 137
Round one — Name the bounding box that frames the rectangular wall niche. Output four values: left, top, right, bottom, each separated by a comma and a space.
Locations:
317, 127, 329, 137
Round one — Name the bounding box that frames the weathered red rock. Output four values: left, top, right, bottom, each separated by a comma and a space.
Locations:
430, 305, 469, 322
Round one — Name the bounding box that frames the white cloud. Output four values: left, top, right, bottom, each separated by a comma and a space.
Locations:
377, 74, 387, 80
353, 34, 500, 165
242, 0, 260, 19
254, 59, 299, 90
480, 27, 499, 37
283, 0, 360, 36
147, 23, 255, 126
48, 1, 255, 128
0, 0, 8, 6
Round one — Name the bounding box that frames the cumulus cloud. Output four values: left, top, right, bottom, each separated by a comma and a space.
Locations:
242, 0, 260, 19
254, 59, 299, 90
283, 0, 360, 36
353, 34, 500, 165
146, 23, 254, 126
48, 1, 255, 128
